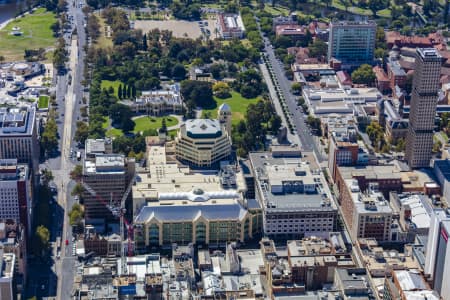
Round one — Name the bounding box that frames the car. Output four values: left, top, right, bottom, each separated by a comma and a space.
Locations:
65, 239, 69, 246
41, 284, 45, 290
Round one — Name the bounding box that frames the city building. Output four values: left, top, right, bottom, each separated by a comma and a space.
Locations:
373, 66, 390, 93
378, 100, 409, 141
334, 268, 372, 299
82, 139, 135, 222
335, 164, 403, 201
216, 13, 245, 39
384, 270, 439, 300
302, 86, 382, 116
406, 48, 442, 168
389, 192, 433, 239
387, 59, 407, 91
261, 234, 354, 297
328, 124, 368, 182
175, 116, 232, 168
121, 83, 184, 116
82, 225, 122, 257
132, 144, 262, 248
275, 25, 307, 42
0, 106, 39, 174
433, 160, 450, 204
358, 239, 421, 277
0, 248, 15, 300
272, 14, 298, 30
424, 208, 450, 299
339, 179, 393, 241
308, 21, 329, 41
0, 159, 32, 234
248, 148, 338, 239
327, 21, 376, 69
0, 221, 27, 291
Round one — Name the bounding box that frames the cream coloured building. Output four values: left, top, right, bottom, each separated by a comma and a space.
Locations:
132, 145, 262, 249
175, 106, 232, 167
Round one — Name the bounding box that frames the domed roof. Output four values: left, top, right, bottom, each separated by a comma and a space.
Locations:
218, 103, 231, 112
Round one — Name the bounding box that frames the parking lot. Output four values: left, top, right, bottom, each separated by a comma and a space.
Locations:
134, 18, 216, 39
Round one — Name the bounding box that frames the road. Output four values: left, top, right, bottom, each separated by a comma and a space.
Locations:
48, 1, 87, 299
261, 37, 324, 162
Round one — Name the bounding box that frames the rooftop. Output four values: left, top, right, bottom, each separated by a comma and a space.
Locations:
184, 119, 223, 139
345, 180, 393, 214
0, 106, 35, 136
249, 151, 336, 212
84, 154, 126, 175
416, 48, 441, 60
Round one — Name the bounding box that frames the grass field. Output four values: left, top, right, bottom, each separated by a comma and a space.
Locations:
94, 13, 113, 49
264, 5, 290, 16
202, 91, 260, 125
103, 116, 179, 137
0, 8, 57, 61
100, 80, 124, 98
38, 96, 49, 109
133, 116, 178, 133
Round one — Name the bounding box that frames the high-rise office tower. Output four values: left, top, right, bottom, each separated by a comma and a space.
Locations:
327, 21, 376, 69
424, 209, 450, 300
405, 48, 442, 168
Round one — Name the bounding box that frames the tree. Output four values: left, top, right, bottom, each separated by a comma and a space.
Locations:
433, 140, 443, 153
71, 183, 84, 197
366, 121, 384, 149
213, 82, 231, 99
126, 84, 131, 98
234, 69, 263, 99
308, 39, 328, 58
68, 203, 83, 226
351, 64, 376, 85
291, 82, 302, 95
181, 80, 214, 108
142, 33, 148, 51
34, 225, 50, 256
70, 165, 83, 181
118, 84, 123, 99
394, 138, 405, 152
41, 117, 58, 155
41, 169, 54, 186
131, 85, 136, 98
73, 121, 89, 144
210, 63, 224, 80
172, 63, 186, 79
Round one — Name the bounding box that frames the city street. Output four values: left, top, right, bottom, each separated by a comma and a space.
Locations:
259, 33, 324, 162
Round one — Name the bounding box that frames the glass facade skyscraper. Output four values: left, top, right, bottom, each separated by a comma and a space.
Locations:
328, 21, 376, 69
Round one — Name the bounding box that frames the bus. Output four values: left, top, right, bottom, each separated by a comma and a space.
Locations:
76, 151, 81, 161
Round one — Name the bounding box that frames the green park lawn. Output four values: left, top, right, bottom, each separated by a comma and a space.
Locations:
133, 116, 178, 133
100, 80, 124, 98
0, 8, 57, 61
103, 116, 179, 137
38, 96, 49, 109
202, 91, 260, 125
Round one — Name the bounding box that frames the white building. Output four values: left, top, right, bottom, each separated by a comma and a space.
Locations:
175, 111, 232, 167
216, 13, 245, 39
0, 106, 39, 174
424, 209, 450, 300
249, 148, 338, 238
0, 249, 15, 300
122, 84, 183, 116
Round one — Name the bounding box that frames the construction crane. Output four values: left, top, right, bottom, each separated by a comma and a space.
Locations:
81, 173, 136, 275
